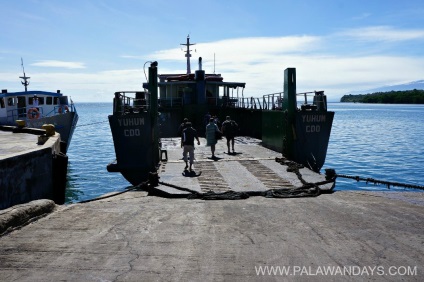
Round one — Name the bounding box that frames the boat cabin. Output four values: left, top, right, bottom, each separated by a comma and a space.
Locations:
0, 89, 71, 125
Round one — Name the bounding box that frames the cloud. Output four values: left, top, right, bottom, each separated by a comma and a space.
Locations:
31, 60, 86, 69
337, 26, 424, 42
145, 34, 424, 99
3, 29, 424, 102
151, 36, 321, 62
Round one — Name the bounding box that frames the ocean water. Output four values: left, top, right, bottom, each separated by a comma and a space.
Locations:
325, 103, 424, 191
65, 102, 424, 203
66, 103, 130, 203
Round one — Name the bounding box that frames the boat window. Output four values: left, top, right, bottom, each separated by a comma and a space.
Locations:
46, 97, 53, 105
38, 97, 44, 105
0, 98, 5, 108
54, 97, 59, 105
8, 97, 15, 106
17, 96, 26, 108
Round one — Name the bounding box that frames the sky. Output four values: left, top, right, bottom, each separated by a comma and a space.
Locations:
1, 0, 424, 102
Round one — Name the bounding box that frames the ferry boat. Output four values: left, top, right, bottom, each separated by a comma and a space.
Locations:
108, 37, 334, 186
0, 61, 78, 153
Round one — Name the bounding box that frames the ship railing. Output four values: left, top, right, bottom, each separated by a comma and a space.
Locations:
231, 90, 327, 111
35, 103, 73, 116
113, 91, 150, 114
297, 91, 327, 111
261, 92, 284, 110
230, 92, 284, 110
51, 103, 77, 115
229, 97, 263, 110
297, 91, 317, 104
6, 106, 45, 123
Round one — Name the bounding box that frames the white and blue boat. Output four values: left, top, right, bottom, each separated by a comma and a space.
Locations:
0, 61, 78, 152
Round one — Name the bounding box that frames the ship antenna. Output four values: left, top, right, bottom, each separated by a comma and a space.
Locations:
19, 58, 30, 92
180, 35, 195, 74
214, 53, 216, 74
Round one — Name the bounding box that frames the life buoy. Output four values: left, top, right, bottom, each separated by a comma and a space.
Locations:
27, 108, 40, 119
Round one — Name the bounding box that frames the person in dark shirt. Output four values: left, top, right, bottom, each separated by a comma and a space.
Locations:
221, 116, 238, 154
177, 118, 189, 137
181, 122, 200, 171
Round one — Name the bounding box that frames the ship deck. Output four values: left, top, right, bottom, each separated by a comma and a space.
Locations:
154, 137, 334, 197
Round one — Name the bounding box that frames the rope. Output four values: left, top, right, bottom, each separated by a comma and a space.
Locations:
154, 157, 336, 200
75, 120, 108, 127
156, 179, 332, 200
77, 160, 335, 203
336, 174, 424, 191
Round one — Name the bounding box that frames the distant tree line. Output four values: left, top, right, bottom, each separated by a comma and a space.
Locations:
340, 89, 424, 104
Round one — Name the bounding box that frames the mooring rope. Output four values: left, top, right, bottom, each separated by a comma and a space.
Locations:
335, 173, 424, 191
75, 120, 108, 127
153, 157, 336, 200
155, 180, 325, 200
77, 159, 335, 203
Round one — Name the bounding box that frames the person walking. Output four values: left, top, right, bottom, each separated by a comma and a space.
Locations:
221, 116, 238, 154
177, 118, 188, 137
177, 118, 189, 159
206, 118, 221, 159
181, 122, 200, 171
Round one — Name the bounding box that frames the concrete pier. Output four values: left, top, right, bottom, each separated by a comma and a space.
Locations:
0, 191, 422, 281
0, 137, 422, 281
0, 126, 66, 210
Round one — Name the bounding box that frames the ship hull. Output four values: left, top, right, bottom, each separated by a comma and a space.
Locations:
107, 112, 156, 186
292, 111, 334, 172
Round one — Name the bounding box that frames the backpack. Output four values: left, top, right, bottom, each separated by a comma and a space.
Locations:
223, 120, 238, 135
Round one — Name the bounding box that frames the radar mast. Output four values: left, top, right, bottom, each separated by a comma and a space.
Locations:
180, 35, 195, 74
19, 58, 30, 92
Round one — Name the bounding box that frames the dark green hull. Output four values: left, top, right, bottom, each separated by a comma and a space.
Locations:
108, 62, 334, 186
107, 112, 156, 185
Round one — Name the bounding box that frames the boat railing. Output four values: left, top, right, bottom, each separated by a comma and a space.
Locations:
6, 102, 78, 124
297, 91, 327, 111
222, 92, 284, 110
261, 92, 284, 110
113, 91, 150, 115
143, 90, 326, 111
6, 106, 45, 123
52, 103, 77, 115
231, 90, 327, 111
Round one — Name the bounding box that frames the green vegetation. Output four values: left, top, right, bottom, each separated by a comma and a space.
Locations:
340, 89, 424, 104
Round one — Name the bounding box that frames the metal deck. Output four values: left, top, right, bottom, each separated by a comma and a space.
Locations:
155, 137, 334, 197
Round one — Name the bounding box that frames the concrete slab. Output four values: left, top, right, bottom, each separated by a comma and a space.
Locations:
0, 191, 422, 281
0, 127, 64, 210
0, 129, 58, 159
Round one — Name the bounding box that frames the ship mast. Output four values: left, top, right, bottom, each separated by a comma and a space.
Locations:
19, 58, 30, 92
180, 35, 195, 74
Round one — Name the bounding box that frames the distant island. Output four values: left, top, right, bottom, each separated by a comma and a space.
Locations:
340, 89, 424, 104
